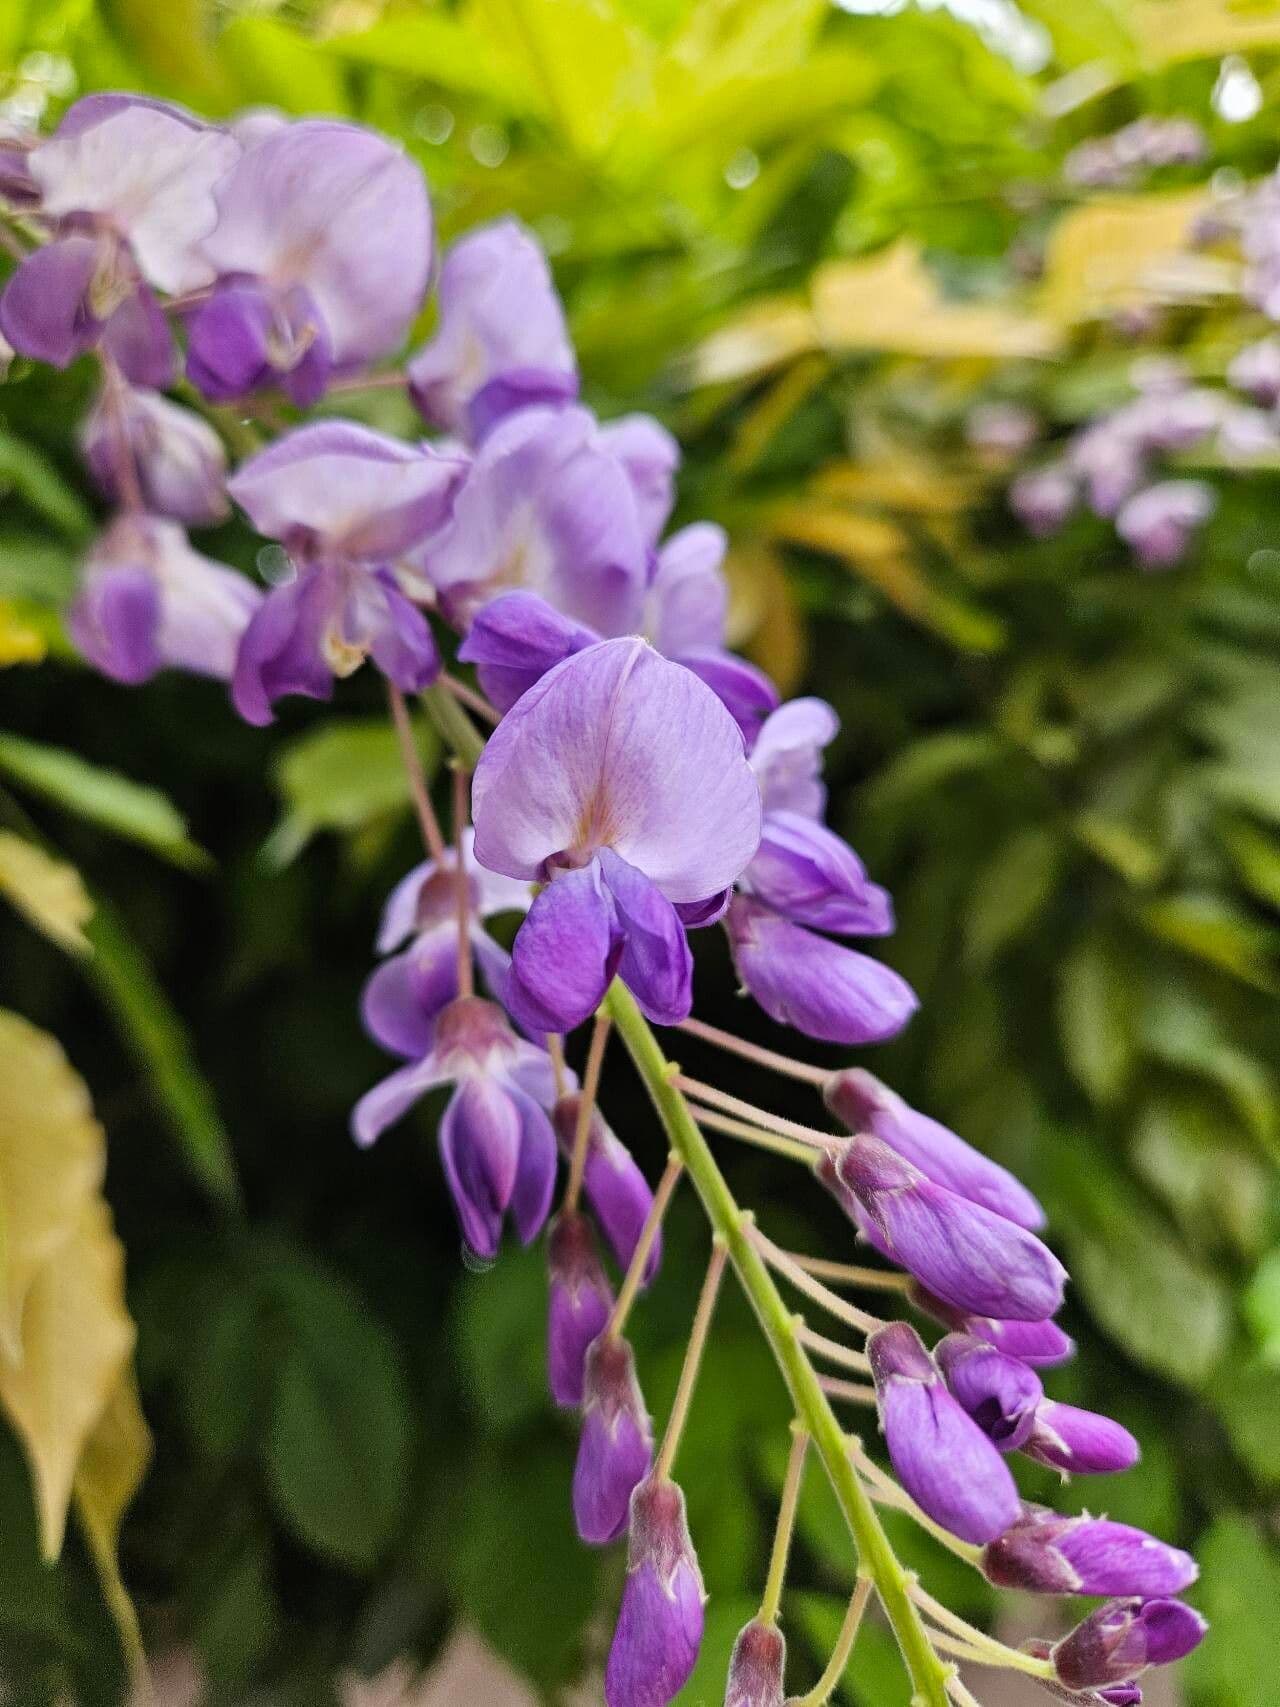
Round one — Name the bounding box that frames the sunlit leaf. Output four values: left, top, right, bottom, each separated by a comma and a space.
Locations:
267, 715, 439, 866
1138, 893, 1278, 994
1132, 0, 1280, 65
1218, 817, 1280, 910
0, 601, 46, 667
0, 832, 93, 957
691, 298, 818, 386
1040, 191, 1224, 326
74, 1371, 152, 1680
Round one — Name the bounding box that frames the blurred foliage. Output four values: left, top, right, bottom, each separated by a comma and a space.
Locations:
1, 0, 1280, 1702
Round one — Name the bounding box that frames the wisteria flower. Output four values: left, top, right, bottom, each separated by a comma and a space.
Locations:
1052, 1597, 1206, 1691
574, 1332, 653, 1543
547, 1210, 614, 1409
69, 514, 260, 685
595, 414, 680, 548
407, 217, 578, 441
351, 995, 558, 1258
552, 1096, 661, 1280
361, 829, 530, 1060
983, 1509, 1198, 1598
227, 422, 464, 723
187, 120, 432, 403
81, 383, 228, 525
471, 638, 762, 1032
605, 1475, 705, 1707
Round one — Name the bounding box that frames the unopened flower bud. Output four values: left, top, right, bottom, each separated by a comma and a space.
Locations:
908, 1284, 1075, 1367
983, 1509, 1198, 1598
1021, 1399, 1140, 1476
1052, 1597, 1206, 1691
82, 385, 229, 524
725, 1618, 785, 1707
553, 1095, 660, 1282
867, 1323, 1020, 1545
547, 1212, 613, 1409
934, 1333, 1043, 1451
573, 1333, 653, 1544
605, 1475, 705, 1707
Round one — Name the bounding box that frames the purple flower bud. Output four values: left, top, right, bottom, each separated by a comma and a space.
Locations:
825, 1070, 1044, 1230
1228, 335, 1280, 405
724, 1619, 785, 1707
867, 1323, 1021, 1545
553, 1096, 660, 1282
934, 1333, 1043, 1451
573, 1334, 653, 1544
983, 1509, 1198, 1598
458, 590, 597, 712
547, 1212, 614, 1409
830, 1136, 1067, 1323
1020, 1400, 1140, 1476
1010, 467, 1076, 536
1052, 1598, 1207, 1690
605, 1475, 705, 1707
744, 815, 894, 938
907, 1285, 1075, 1367
1116, 480, 1216, 570
82, 385, 228, 525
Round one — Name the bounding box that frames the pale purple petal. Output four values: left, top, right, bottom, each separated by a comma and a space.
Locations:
361, 926, 457, 1059
748, 698, 838, 818
745, 814, 894, 936
507, 1085, 558, 1244
99, 284, 175, 388
646, 522, 727, 656
185, 277, 331, 405
595, 414, 679, 547
457, 589, 597, 712
598, 849, 693, 1026
68, 566, 160, 685
675, 649, 778, 745
439, 1077, 523, 1258
504, 861, 619, 1034
0, 236, 100, 367
350, 1052, 449, 1148
82, 386, 227, 525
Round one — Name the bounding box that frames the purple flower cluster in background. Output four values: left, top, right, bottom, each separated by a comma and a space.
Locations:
1063, 116, 1206, 190
1, 91, 1209, 1707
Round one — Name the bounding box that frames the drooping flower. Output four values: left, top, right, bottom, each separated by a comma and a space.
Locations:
419, 405, 651, 636
0, 97, 238, 384
547, 1211, 614, 1409
934, 1332, 1043, 1452
1115, 480, 1216, 570
81, 384, 228, 524
823, 1135, 1067, 1323
574, 1333, 654, 1544
866, 1324, 1021, 1544
471, 638, 762, 1033
605, 1475, 705, 1707
187, 120, 432, 402
825, 1069, 1045, 1229
68, 514, 260, 685
909, 1285, 1075, 1368
552, 1095, 661, 1282
351, 995, 558, 1259
360, 829, 530, 1060
1052, 1598, 1206, 1691
227, 422, 463, 723
724, 1618, 785, 1707
1019, 1400, 1140, 1476
407, 218, 577, 441
983, 1509, 1198, 1598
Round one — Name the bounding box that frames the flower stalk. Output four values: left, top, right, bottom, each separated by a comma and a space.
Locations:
654, 1239, 727, 1481
758, 1424, 808, 1626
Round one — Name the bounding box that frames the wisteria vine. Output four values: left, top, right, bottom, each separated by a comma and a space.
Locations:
0, 94, 1210, 1707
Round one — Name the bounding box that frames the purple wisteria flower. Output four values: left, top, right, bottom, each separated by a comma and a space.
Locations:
724, 1620, 785, 1707
0, 96, 237, 382
867, 1323, 1021, 1544
227, 422, 463, 723
361, 830, 529, 1059
1115, 480, 1216, 569
1020, 1400, 1140, 1476
187, 120, 431, 403
81, 384, 228, 524
934, 1332, 1043, 1452
407, 218, 578, 441
1010, 466, 1077, 537
909, 1285, 1075, 1367
69, 514, 260, 685
1228, 334, 1280, 405
983, 1508, 1198, 1598
419, 405, 651, 635
727, 699, 917, 1045
574, 1333, 654, 1544
552, 1096, 661, 1281
351, 995, 558, 1259
823, 1135, 1068, 1322
1052, 1598, 1206, 1691
547, 1210, 614, 1409
595, 414, 679, 549
471, 638, 762, 1033
825, 1068, 1045, 1229
605, 1474, 705, 1707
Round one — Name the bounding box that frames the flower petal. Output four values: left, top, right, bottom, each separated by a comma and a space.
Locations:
598, 849, 693, 1025
504, 861, 619, 1034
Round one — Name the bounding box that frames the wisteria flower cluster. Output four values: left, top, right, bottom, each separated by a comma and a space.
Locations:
1062, 116, 1205, 190
0, 94, 1208, 1707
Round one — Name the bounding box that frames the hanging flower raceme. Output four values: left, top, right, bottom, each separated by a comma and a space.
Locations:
0, 95, 238, 384
605, 1474, 705, 1707
81, 382, 229, 524
361, 829, 529, 1060
726, 698, 918, 1045
69, 513, 260, 685
186, 120, 432, 404
227, 422, 464, 723
407, 217, 578, 441
470, 637, 762, 1033
351, 995, 558, 1260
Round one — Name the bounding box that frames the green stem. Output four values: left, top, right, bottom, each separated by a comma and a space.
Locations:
793, 1576, 874, 1707
604, 982, 953, 1707
420, 681, 486, 768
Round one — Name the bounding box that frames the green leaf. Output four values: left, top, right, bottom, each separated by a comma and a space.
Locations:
0, 533, 78, 606
1219, 816, 1280, 911
455, 1239, 551, 1439
964, 825, 1062, 965
1138, 893, 1278, 994
0, 832, 94, 957
0, 431, 92, 541
267, 716, 439, 865
1057, 931, 1136, 1103
1244, 1248, 1280, 1365
0, 734, 210, 873
263, 1262, 411, 1570
1138, 987, 1278, 1161
1217, 1359, 1280, 1489
1184, 1517, 1280, 1707
84, 901, 240, 1209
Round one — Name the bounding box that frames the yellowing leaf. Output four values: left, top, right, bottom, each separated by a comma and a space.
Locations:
812, 241, 1059, 358
0, 832, 93, 957
0, 1198, 135, 1558
75, 1371, 152, 1680
724, 542, 807, 694
692, 299, 818, 386
0, 600, 45, 666
0, 1010, 105, 1361
812, 455, 979, 517
1132, 0, 1280, 66
1040, 191, 1231, 325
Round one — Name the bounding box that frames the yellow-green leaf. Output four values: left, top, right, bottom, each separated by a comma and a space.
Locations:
1040, 191, 1224, 326
0, 1010, 105, 1362
75, 1371, 152, 1680
0, 600, 46, 667
1132, 0, 1280, 66
0, 832, 94, 957
0, 1198, 136, 1558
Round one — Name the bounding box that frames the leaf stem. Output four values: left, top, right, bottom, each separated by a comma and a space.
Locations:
654, 1240, 727, 1481
759, 1424, 808, 1626
604, 982, 953, 1707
